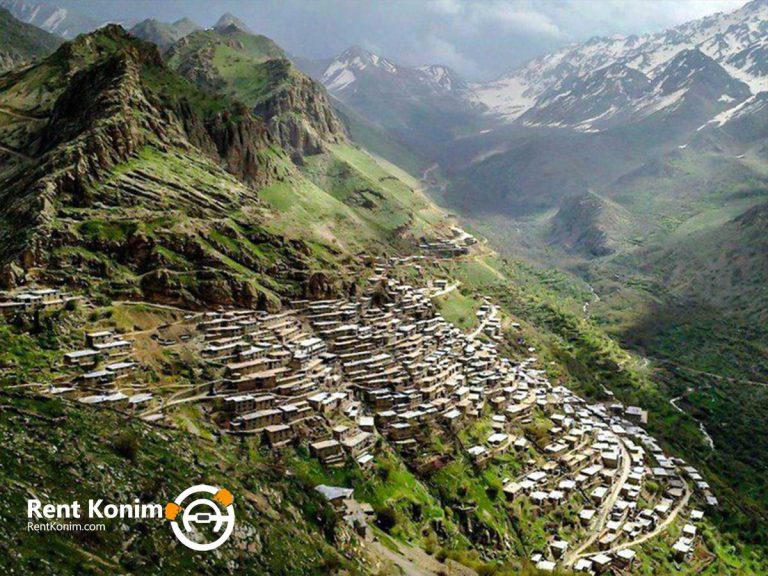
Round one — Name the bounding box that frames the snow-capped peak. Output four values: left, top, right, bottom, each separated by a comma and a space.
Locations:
321, 46, 468, 96
416, 64, 464, 91
472, 0, 768, 122
337, 46, 399, 73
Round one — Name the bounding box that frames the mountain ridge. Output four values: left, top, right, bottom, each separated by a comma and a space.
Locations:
166, 25, 345, 160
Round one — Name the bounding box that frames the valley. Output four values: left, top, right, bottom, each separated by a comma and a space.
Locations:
288, 1, 768, 571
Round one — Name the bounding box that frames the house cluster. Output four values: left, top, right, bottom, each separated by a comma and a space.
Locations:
517, 392, 712, 573
0, 287, 77, 316
56, 329, 151, 409
200, 258, 528, 469
418, 227, 476, 258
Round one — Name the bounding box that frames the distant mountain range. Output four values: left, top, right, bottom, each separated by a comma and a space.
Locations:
303, 0, 768, 146
0, 6, 60, 72
0, 0, 99, 38
128, 17, 200, 51
470, 0, 768, 135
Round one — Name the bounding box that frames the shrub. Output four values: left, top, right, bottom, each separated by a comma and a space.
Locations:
375, 506, 398, 532
112, 430, 139, 461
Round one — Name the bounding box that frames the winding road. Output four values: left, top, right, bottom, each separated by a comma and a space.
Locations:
469, 304, 498, 339
565, 437, 631, 566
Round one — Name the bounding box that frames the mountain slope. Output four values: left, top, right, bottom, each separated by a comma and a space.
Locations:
167, 25, 344, 159
0, 25, 314, 307
0, 6, 61, 72
0, 391, 365, 575
548, 191, 636, 257
0, 24, 454, 308
128, 17, 200, 51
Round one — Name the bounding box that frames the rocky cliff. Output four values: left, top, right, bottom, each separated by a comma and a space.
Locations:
0, 25, 351, 306
166, 25, 345, 161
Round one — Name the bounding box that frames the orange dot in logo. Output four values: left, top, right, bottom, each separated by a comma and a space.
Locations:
214, 488, 234, 507
165, 502, 181, 521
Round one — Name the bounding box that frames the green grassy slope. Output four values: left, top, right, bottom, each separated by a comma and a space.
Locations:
0, 391, 361, 575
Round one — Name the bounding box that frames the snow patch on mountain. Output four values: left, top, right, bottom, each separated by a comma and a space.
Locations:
472, 0, 768, 125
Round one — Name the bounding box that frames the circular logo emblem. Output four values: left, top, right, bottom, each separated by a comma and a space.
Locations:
165, 484, 235, 551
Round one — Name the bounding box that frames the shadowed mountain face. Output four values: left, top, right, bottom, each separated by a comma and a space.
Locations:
548, 191, 636, 258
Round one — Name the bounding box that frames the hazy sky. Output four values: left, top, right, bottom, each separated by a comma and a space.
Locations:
56, 0, 749, 80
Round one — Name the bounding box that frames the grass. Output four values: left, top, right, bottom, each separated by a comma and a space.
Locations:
433, 290, 480, 330
0, 392, 355, 575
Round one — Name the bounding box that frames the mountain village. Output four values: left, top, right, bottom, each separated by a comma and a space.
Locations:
0, 237, 718, 574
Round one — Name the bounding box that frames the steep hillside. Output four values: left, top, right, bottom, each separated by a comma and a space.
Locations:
0, 6, 61, 72
0, 389, 376, 575
166, 23, 344, 160
607, 199, 768, 326
163, 23, 449, 248
0, 25, 451, 309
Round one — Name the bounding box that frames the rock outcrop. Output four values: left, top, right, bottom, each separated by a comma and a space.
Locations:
0, 25, 351, 307
166, 26, 346, 161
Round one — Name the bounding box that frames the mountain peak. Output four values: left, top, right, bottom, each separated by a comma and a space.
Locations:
129, 17, 200, 50
416, 64, 466, 91
334, 45, 398, 76
214, 12, 251, 34
342, 45, 373, 58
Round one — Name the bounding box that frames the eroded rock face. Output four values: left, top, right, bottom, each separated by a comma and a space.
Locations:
0, 26, 351, 308
167, 30, 346, 161
251, 59, 345, 159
